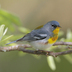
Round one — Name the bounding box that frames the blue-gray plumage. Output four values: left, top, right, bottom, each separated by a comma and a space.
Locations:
6, 20, 61, 49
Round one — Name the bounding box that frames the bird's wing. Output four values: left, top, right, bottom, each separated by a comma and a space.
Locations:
23, 29, 50, 41
6, 29, 50, 45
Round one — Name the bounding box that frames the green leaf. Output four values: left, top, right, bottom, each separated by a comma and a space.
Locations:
0, 9, 21, 25
0, 9, 22, 32
18, 27, 31, 33
47, 56, 56, 70
66, 29, 72, 39
2, 35, 14, 42
0, 25, 5, 40
3, 27, 8, 36
63, 55, 72, 64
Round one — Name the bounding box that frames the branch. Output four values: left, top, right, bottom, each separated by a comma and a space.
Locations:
53, 41, 72, 46
0, 42, 72, 57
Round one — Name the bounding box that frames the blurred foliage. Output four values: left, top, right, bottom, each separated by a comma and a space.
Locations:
0, 24, 14, 46
0, 9, 72, 71
0, 9, 22, 32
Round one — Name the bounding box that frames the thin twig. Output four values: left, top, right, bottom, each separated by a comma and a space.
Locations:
53, 42, 72, 46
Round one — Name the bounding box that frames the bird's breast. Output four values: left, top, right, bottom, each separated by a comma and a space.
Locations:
48, 36, 58, 44
48, 27, 60, 44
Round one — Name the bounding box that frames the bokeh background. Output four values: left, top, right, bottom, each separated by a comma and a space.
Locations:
0, 0, 72, 72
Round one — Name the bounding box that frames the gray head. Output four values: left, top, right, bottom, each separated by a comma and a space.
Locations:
43, 21, 61, 32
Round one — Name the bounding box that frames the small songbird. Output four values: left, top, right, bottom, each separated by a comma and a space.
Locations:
6, 21, 61, 50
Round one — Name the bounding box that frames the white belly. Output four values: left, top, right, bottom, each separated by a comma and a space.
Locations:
29, 39, 53, 50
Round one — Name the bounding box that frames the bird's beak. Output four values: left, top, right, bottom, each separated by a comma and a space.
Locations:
57, 25, 61, 29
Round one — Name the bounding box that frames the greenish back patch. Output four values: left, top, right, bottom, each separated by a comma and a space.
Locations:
35, 25, 43, 30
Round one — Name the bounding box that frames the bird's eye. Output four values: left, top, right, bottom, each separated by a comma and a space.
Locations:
52, 24, 54, 26
52, 24, 57, 28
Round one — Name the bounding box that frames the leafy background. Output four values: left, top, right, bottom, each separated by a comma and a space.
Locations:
0, 0, 72, 72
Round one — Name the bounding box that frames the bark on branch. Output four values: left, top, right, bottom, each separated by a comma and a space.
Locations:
0, 42, 72, 57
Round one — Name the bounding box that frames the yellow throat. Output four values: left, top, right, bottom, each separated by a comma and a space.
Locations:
48, 27, 60, 44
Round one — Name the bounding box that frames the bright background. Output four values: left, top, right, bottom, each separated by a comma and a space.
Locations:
0, 0, 72, 72
1, 0, 72, 32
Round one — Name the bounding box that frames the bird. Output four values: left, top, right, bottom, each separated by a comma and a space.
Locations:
6, 21, 61, 50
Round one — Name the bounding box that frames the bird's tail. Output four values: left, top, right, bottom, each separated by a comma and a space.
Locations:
6, 37, 24, 45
